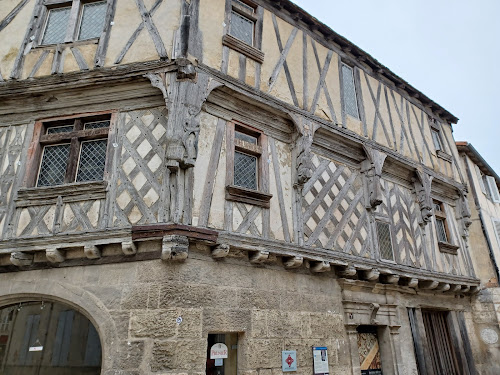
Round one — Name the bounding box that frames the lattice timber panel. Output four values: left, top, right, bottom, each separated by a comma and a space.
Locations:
112, 108, 168, 226
384, 180, 424, 268
303, 155, 369, 256
60, 200, 104, 232
232, 202, 263, 236
0, 125, 26, 239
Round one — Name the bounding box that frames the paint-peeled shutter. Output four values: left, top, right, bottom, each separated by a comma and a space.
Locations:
486, 176, 500, 203
476, 165, 487, 194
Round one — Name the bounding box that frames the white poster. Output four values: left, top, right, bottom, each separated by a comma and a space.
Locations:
312, 346, 329, 375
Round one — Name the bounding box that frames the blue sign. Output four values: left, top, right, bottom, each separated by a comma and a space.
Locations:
282, 350, 297, 372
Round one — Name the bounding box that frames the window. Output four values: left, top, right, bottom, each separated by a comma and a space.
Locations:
35, 115, 110, 187
376, 220, 394, 261
229, 0, 256, 46
431, 129, 442, 151
492, 218, 500, 247
341, 63, 360, 120
40, 1, 107, 45
225, 122, 271, 207
433, 201, 449, 243
485, 176, 500, 203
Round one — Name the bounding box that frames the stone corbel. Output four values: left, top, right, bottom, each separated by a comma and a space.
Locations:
400, 276, 419, 288
358, 268, 380, 282
10, 251, 34, 267
309, 260, 331, 273
249, 250, 270, 264
448, 284, 462, 293
369, 303, 380, 324
122, 241, 137, 255
337, 265, 357, 278
361, 145, 387, 209
211, 244, 230, 258
435, 283, 451, 292
418, 280, 439, 290
84, 245, 101, 259
283, 256, 303, 269
46, 248, 65, 263
380, 273, 400, 284
413, 169, 434, 225
162, 235, 189, 261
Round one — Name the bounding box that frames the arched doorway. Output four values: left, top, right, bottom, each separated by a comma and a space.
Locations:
0, 300, 101, 375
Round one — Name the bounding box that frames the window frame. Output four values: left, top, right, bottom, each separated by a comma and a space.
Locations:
222, 0, 264, 64
375, 218, 395, 263
340, 62, 361, 121
225, 121, 272, 208
24, 111, 116, 189
433, 200, 459, 254
37, 0, 109, 47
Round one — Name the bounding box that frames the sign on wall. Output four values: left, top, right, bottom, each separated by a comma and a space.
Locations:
312, 347, 329, 375
210, 343, 228, 359
282, 350, 297, 372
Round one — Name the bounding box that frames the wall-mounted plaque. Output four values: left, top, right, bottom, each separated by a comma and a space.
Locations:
312, 347, 329, 375
282, 350, 297, 372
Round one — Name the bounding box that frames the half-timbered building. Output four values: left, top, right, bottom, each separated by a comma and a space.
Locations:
0, 0, 496, 373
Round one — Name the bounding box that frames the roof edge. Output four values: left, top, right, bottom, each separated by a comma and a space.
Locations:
456, 142, 500, 187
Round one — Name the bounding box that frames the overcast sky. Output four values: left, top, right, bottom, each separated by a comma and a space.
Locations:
291, 0, 500, 175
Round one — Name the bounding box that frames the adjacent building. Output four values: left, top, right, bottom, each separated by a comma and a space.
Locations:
0, 0, 497, 374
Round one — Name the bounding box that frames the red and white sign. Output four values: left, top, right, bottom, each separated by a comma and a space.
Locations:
210, 343, 228, 359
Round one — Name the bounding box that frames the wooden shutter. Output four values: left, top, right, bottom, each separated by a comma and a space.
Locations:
492, 219, 500, 247
476, 165, 487, 194
486, 176, 500, 203
408, 308, 428, 375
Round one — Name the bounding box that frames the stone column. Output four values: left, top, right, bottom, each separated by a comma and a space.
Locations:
346, 325, 361, 375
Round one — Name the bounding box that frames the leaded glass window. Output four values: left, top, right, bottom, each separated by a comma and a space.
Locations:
41, 7, 71, 45
230, 11, 254, 45
341, 64, 360, 119
436, 218, 448, 243
376, 221, 394, 261
431, 130, 442, 151
78, 1, 107, 40
234, 151, 257, 190
35, 115, 110, 187
37, 144, 71, 187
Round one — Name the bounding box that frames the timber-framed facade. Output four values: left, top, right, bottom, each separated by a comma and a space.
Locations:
0, 0, 497, 374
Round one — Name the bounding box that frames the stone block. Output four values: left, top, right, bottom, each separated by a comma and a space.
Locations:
250, 310, 268, 338
151, 339, 206, 372
114, 341, 144, 370
85, 286, 122, 310
203, 308, 251, 334
159, 283, 216, 308
240, 339, 282, 369
238, 289, 280, 310
130, 311, 178, 339
177, 309, 203, 338
120, 284, 150, 310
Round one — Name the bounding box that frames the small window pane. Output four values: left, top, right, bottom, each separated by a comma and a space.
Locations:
376, 221, 394, 261
84, 120, 110, 130
76, 139, 107, 182
230, 11, 254, 45
342, 64, 359, 119
233, 0, 254, 13
47, 125, 74, 134
235, 131, 257, 144
436, 218, 448, 243
37, 144, 71, 187
41, 7, 71, 45
431, 130, 442, 151
78, 1, 107, 41
234, 151, 257, 190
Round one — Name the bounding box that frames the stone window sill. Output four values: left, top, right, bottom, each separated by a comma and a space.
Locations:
438, 241, 459, 255
222, 34, 264, 64
225, 185, 272, 208
16, 181, 107, 206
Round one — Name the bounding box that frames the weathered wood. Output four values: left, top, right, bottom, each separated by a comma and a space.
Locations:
225, 185, 272, 208
414, 168, 434, 225
238, 53, 246, 82
29, 50, 51, 78
132, 223, 218, 243
135, 0, 168, 59
162, 235, 188, 261
310, 48, 333, 117
65, 0, 81, 43
114, 0, 163, 64
94, 0, 118, 67
0, 0, 30, 32
363, 72, 392, 146
269, 138, 290, 242
362, 145, 387, 209
310, 40, 337, 123
71, 47, 89, 71
222, 34, 264, 64
302, 31, 308, 110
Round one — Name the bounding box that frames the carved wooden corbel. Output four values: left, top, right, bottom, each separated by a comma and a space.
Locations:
283, 256, 303, 269
10, 251, 34, 267
84, 245, 101, 259
122, 241, 137, 255
413, 169, 434, 225
249, 250, 270, 264
457, 188, 472, 238
361, 145, 387, 209
46, 248, 65, 263
211, 244, 230, 258
162, 235, 189, 261
289, 114, 319, 188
